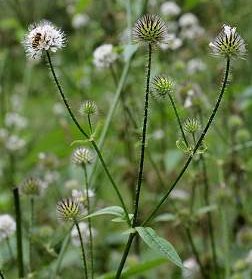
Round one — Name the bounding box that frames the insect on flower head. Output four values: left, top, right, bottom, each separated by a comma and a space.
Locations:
209, 24, 246, 59
23, 20, 65, 60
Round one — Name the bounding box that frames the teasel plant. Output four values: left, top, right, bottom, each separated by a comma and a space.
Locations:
56, 198, 88, 278
22, 20, 131, 227
114, 22, 246, 279
72, 146, 95, 279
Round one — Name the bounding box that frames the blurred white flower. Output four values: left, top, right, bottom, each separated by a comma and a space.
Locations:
184, 89, 195, 108
65, 179, 80, 190
0, 129, 8, 143
93, 44, 117, 69
179, 13, 198, 27
209, 24, 246, 58
180, 25, 204, 39
72, 14, 89, 29
0, 214, 16, 241
152, 129, 165, 140
170, 189, 189, 201
160, 34, 182, 50
52, 102, 65, 117
71, 222, 97, 247
72, 189, 95, 201
187, 58, 206, 74
182, 257, 199, 278
5, 112, 27, 130
160, 1, 181, 17
5, 135, 26, 152
23, 20, 65, 60
246, 249, 252, 264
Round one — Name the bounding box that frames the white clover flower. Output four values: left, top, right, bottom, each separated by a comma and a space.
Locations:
179, 13, 198, 28
5, 112, 28, 130
72, 14, 89, 29
182, 257, 199, 278
5, 135, 26, 152
93, 44, 118, 69
0, 214, 16, 241
160, 1, 181, 17
71, 222, 96, 246
187, 58, 206, 74
209, 24, 246, 58
23, 20, 65, 60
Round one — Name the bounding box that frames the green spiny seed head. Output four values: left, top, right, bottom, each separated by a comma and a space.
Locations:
72, 147, 94, 166
56, 198, 81, 222
79, 100, 97, 115
21, 176, 43, 196
183, 118, 200, 134
132, 14, 168, 45
152, 76, 174, 99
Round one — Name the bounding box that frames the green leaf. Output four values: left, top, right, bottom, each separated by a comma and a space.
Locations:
97, 258, 167, 279
135, 227, 183, 268
123, 44, 138, 62
82, 206, 125, 219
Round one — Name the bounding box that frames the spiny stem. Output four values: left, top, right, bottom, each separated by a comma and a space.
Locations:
168, 93, 188, 147
201, 155, 219, 278
115, 43, 153, 279
185, 227, 208, 279
132, 43, 152, 227
142, 57, 230, 226
83, 165, 94, 279
13, 187, 24, 278
75, 221, 89, 279
87, 114, 93, 134
46, 51, 130, 225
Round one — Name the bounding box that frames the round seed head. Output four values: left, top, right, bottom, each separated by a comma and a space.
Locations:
183, 118, 200, 134
79, 100, 97, 115
209, 24, 246, 59
20, 176, 43, 196
72, 147, 94, 166
132, 14, 168, 45
152, 75, 174, 99
56, 198, 81, 222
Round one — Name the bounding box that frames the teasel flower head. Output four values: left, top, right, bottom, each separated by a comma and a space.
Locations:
79, 100, 97, 116
93, 44, 117, 68
23, 20, 65, 60
132, 14, 168, 45
209, 24, 246, 59
152, 75, 174, 99
183, 118, 200, 134
72, 147, 94, 166
56, 198, 81, 222
0, 214, 16, 241
20, 176, 43, 196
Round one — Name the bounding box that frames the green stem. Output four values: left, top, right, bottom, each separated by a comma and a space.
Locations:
75, 221, 89, 279
83, 165, 94, 279
87, 114, 93, 134
0, 270, 5, 279
6, 237, 13, 259
142, 57, 230, 226
168, 93, 188, 147
29, 197, 34, 272
201, 155, 219, 278
132, 43, 152, 227
13, 187, 24, 278
185, 227, 208, 279
115, 233, 136, 279
50, 228, 72, 279
46, 51, 130, 225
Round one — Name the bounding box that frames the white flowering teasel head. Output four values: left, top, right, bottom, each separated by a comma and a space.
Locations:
209, 24, 246, 59
56, 198, 81, 222
72, 147, 94, 166
23, 20, 65, 60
